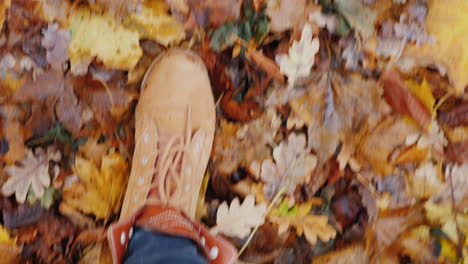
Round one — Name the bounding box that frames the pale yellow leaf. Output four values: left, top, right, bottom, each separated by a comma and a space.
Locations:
271, 214, 336, 245
214, 195, 267, 238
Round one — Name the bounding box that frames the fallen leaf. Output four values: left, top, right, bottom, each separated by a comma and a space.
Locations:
77, 135, 111, 166
190, 0, 242, 27
0, 225, 16, 245
214, 195, 267, 238
395, 225, 438, 264
367, 207, 424, 261
381, 68, 432, 130
125, 0, 185, 46
394, 144, 428, 164
260, 133, 317, 199
404, 0, 468, 94
212, 108, 281, 175
424, 202, 468, 243
356, 116, 418, 175
271, 212, 336, 246
334, 0, 377, 38
435, 163, 468, 205
406, 78, 436, 117
2, 146, 61, 203
313, 243, 368, 264
2, 110, 28, 164
87, 0, 142, 17
68, 7, 143, 74
62, 153, 128, 219
445, 140, 468, 164
245, 47, 284, 82
35, 0, 69, 23
41, 23, 71, 71
266, 0, 306, 33
438, 103, 468, 128
0, 0, 10, 32
409, 162, 445, 199
275, 23, 319, 88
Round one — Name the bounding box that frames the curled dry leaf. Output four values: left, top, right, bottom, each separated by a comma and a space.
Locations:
214, 195, 267, 239
2, 147, 61, 203
212, 108, 281, 175
68, 7, 143, 74
276, 23, 319, 89
62, 153, 128, 220
260, 133, 317, 200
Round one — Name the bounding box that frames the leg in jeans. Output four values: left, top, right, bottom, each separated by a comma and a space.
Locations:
124, 227, 208, 264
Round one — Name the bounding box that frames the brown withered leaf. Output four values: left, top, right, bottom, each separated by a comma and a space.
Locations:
313, 243, 368, 264
381, 68, 431, 130
356, 115, 418, 175
189, 0, 242, 27
445, 140, 468, 164
1, 105, 28, 164
72, 72, 135, 136
19, 213, 76, 264
438, 102, 468, 128
366, 207, 424, 262
212, 108, 281, 175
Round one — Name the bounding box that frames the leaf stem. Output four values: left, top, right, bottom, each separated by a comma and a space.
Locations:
237, 186, 286, 257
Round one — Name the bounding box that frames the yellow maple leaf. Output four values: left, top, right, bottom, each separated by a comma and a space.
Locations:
63, 153, 128, 220
406, 79, 436, 117
125, 0, 185, 46
0, 225, 16, 245
404, 0, 468, 94
68, 7, 143, 72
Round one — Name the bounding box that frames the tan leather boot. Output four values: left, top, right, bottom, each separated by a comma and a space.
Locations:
109, 49, 237, 264
120, 48, 215, 220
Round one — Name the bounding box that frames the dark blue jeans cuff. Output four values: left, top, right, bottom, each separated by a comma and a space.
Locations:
124, 227, 208, 264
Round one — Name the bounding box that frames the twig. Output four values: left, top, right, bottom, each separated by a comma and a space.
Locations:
237, 186, 286, 257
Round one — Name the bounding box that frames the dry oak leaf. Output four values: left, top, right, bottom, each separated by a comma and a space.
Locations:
68, 7, 143, 74
276, 23, 319, 89
404, 0, 468, 94
270, 205, 336, 246
62, 153, 128, 220
260, 133, 317, 200
2, 147, 61, 204
214, 195, 267, 239
125, 0, 185, 47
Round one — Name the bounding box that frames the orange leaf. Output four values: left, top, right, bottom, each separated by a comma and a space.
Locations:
394, 145, 428, 165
